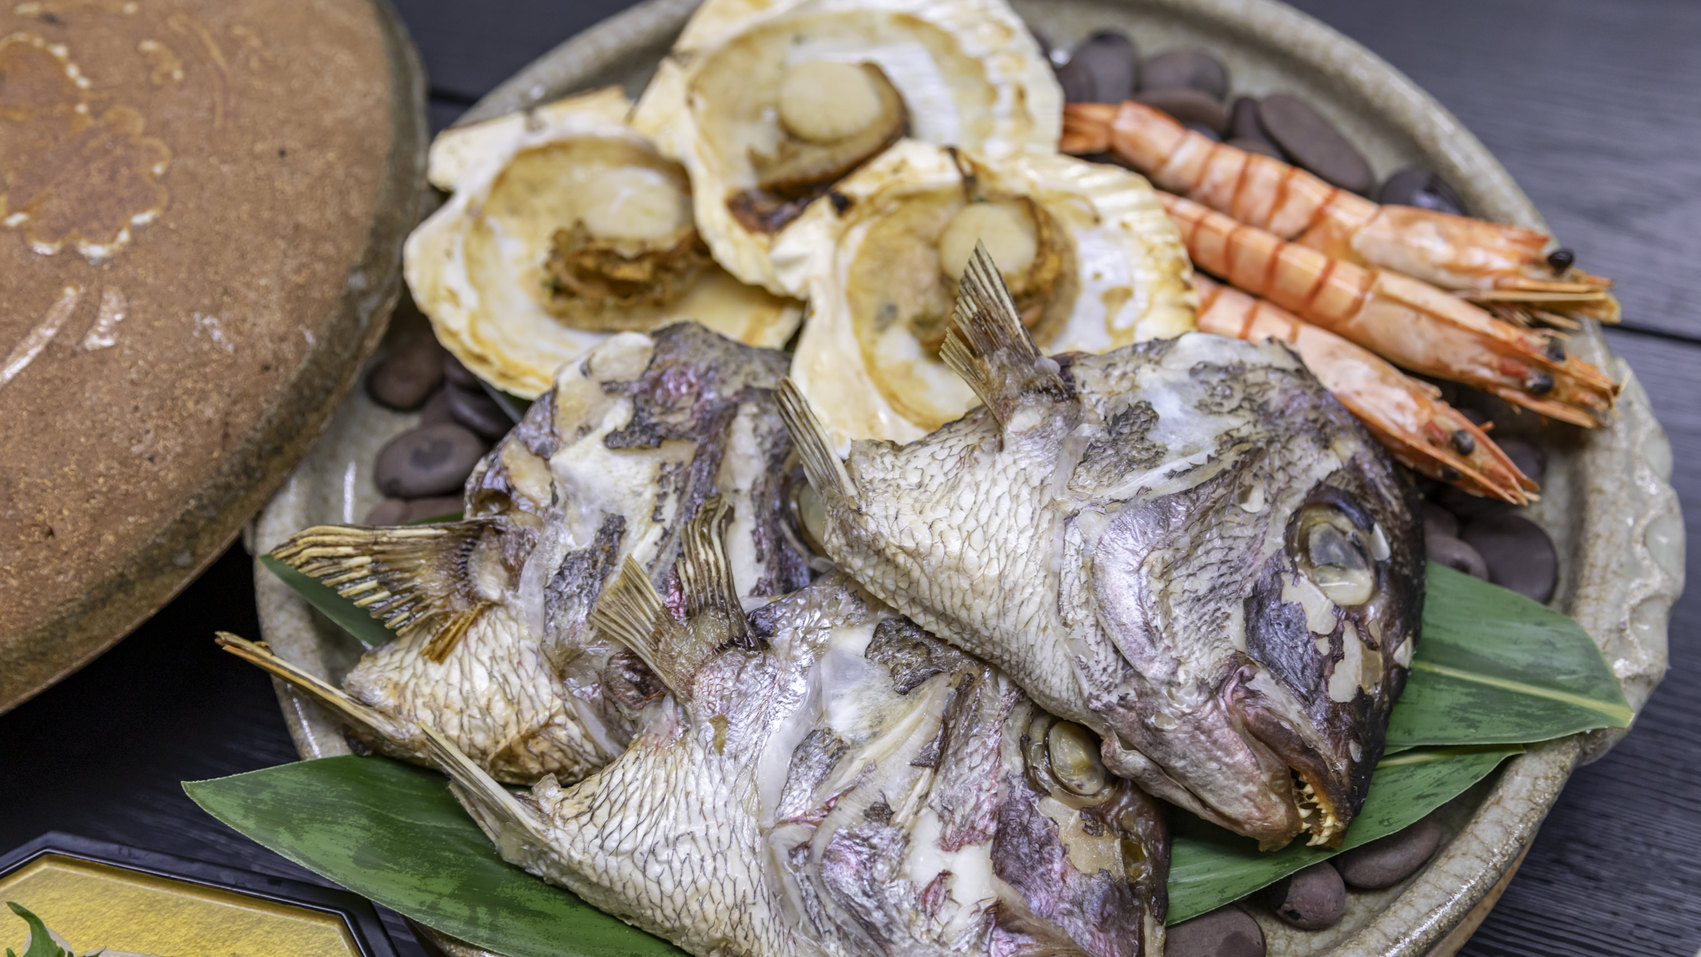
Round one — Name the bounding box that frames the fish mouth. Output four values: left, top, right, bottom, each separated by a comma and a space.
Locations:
1236, 691, 1355, 848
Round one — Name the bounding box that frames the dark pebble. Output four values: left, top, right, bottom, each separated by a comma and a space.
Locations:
1055, 58, 1097, 104
442, 354, 481, 389
1335, 816, 1443, 890
418, 387, 456, 425
1433, 482, 1512, 522
1461, 513, 1558, 602
374, 423, 488, 498
1256, 94, 1375, 194
1227, 137, 1282, 159
1164, 905, 1264, 957
1229, 96, 1265, 141
447, 384, 512, 440
1494, 437, 1548, 483
1184, 122, 1222, 142
363, 498, 410, 526
1376, 166, 1466, 215
1425, 530, 1488, 580
1422, 501, 1459, 539
1265, 862, 1346, 930
1141, 48, 1229, 100
1061, 31, 1138, 103
1134, 89, 1229, 136
366, 334, 446, 411
403, 495, 466, 523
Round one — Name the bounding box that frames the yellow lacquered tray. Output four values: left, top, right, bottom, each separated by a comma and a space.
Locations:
0, 834, 396, 957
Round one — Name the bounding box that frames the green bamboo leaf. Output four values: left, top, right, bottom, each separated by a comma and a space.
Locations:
4, 902, 76, 957
259, 554, 395, 650
185, 756, 679, 957
1166, 745, 1520, 923
1389, 564, 1632, 748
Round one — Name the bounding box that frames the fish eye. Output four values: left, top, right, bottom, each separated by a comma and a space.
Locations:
1046, 721, 1108, 797
1025, 714, 1110, 799
1294, 505, 1376, 607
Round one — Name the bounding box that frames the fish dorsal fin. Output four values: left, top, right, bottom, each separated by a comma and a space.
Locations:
679, 497, 753, 650
589, 557, 699, 702
939, 242, 1072, 427
268, 521, 495, 663
776, 379, 852, 502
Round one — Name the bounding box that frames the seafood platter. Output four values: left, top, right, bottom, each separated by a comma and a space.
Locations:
202, 0, 1682, 956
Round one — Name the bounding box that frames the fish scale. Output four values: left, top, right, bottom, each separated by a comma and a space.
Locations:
782, 246, 1422, 850
268, 323, 816, 786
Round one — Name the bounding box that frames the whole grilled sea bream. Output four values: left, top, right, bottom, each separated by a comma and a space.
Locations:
223, 502, 1169, 956
267, 323, 816, 784
779, 247, 1423, 849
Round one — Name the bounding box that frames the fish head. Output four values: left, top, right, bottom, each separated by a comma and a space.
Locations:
1077, 337, 1423, 847
764, 608, 1166, 957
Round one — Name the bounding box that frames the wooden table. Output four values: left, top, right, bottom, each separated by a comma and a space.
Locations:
2, 1, 1696, 955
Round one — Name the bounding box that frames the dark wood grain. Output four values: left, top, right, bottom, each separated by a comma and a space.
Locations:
0, 2, 1695, 957
1282, 0, 1701, 343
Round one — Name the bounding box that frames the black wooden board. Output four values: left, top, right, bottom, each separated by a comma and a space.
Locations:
0, 2, 1696, 956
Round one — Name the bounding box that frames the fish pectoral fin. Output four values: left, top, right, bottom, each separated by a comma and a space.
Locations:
939, 241, 1072, 428
776, 378, 853, 502
679, 496, 754, 650
589, 557, 700, 702
214, 633, 408, 744
418, 724, 550, 851
268, 521, 496, 663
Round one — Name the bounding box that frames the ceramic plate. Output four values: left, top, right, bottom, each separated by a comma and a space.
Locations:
249, 1, 1683, 954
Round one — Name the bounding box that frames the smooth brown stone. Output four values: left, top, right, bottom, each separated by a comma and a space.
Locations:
374, 424, 488, 498
1257, 93, 1376, 193
1462, 513, 1558, 602
1165, 906, 1265, 956
1265, 862, 1347, 930
446, 383, 512, 440
363, 498, 411, 526
1336, 816, 1444, 890
443, 353, 481, 389
1141, 48, 1229, 100
418, 387, 456, 425
1134, 89, 1230, 135
367, 333, 446, 410
0, 0, 424, 713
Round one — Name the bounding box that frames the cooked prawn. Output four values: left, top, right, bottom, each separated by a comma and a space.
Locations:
1161, 191, 1618, 427
1062, 100, 1619, 323
1194, 274, 1534, 503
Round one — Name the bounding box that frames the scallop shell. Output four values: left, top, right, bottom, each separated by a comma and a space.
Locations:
630, 0, 1062, 297
779, 140, 1196, 448
404, 87, 803, 399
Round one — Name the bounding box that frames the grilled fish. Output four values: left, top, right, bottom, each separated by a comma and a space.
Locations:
267, 322, 817, 784
226, 501, 1168, 956
779, 247, 1423, 849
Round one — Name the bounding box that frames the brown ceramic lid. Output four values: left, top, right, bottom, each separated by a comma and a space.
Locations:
0, 0, 425, 711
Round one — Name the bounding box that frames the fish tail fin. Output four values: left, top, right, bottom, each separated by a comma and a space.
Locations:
588, 557, 698, 702
214, 632, 407, 744
268, 521, 495, 663
939, 242, 1072, 426
678, 496, 754, 650
418, 723, 550, 850
776, 379, 853, 502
